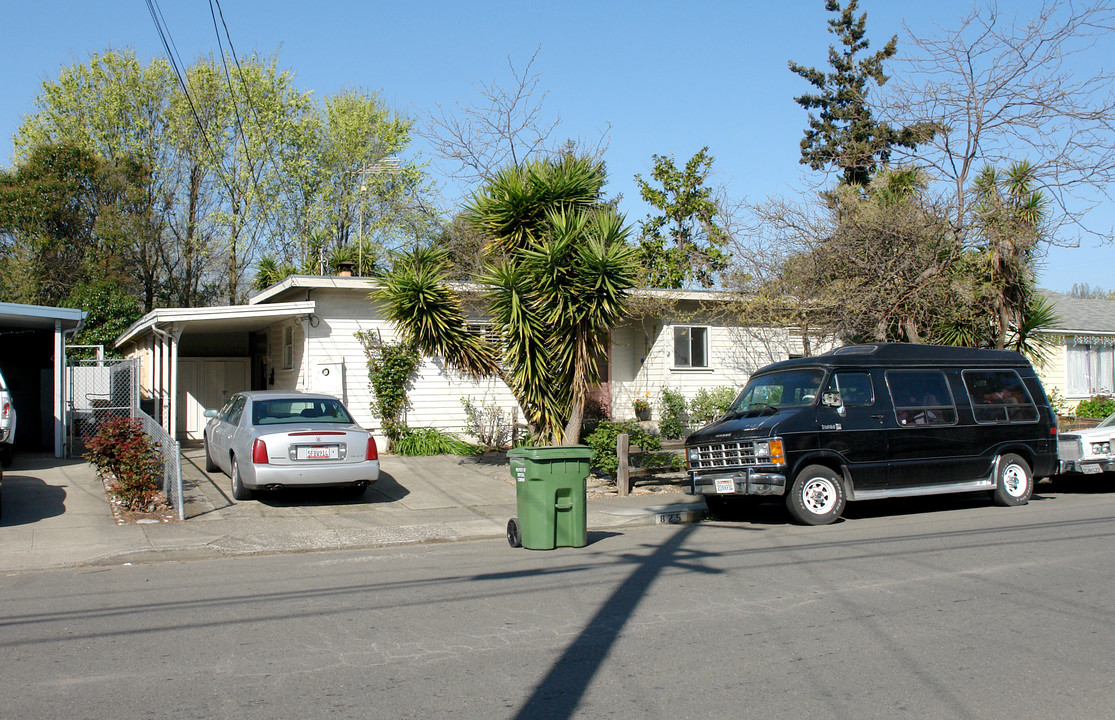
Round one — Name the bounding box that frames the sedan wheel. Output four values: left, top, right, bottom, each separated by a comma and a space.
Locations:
231, 458, 251, 501
203, 437, 218, 473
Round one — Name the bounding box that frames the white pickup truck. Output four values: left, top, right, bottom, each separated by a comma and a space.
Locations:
0, 368, 15, 468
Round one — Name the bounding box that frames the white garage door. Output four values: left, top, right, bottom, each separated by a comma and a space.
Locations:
177, 358, 249, 440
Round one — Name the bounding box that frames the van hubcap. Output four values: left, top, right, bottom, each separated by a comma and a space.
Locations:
1002, 463, 1027, 497
802, 478, 836, 513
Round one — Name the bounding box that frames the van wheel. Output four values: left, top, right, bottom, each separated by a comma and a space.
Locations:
787, 465, 845, 525
992, 454, 1032, 507
0, 445, 11, 468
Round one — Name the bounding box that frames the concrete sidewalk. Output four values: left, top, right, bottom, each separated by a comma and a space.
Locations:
0, 450, 706, 573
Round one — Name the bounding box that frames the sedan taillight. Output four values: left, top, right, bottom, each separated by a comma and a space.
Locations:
252, 438, 269, 464
366, 436, 378, 461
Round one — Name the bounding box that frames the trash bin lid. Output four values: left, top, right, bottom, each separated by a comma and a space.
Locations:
507, 444, 594, 461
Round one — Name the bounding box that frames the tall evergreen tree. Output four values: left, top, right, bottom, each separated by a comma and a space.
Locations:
789, 0, 935, 186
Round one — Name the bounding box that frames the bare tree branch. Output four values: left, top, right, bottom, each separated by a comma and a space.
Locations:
884, 0, 1115, 245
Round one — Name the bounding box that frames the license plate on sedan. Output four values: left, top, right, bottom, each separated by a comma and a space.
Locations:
714, 477, 736, 494
297, 445, 339, 460
1082, 463, 1102, 475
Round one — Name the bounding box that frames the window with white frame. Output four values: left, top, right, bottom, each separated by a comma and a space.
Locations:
282, 326, 294, 370
1067, 342, 1115, 396
673, 326, 709, 369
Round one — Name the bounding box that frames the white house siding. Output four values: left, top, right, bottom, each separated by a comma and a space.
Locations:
278, 289, 524, 444
1035, 341, 1069, 409
609, 317, 818, 422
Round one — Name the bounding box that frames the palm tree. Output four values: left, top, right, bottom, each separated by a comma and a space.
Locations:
972, 161, 1048, 349
375, 155, 638, 445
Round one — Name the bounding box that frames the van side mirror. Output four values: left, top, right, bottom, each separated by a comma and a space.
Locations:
821, 391, 842, 408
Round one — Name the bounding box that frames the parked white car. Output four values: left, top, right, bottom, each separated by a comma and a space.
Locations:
0, 368, 16, 468
1058, 413, 1115, 475
202, 390, 380, 500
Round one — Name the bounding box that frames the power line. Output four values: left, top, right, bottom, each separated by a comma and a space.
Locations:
144, 0, 237, 200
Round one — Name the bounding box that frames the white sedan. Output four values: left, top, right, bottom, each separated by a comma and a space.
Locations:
203, 390, 379, 500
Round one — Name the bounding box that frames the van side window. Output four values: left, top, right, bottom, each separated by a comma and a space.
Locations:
887, 370, 957, 426
824, 372, 874, 407
963, 370, 1039, 423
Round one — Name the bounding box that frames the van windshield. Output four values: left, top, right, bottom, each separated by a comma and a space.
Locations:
730, 369, 827, 413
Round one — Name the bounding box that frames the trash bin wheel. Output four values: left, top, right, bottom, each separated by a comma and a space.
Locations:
506, 517, 522, 548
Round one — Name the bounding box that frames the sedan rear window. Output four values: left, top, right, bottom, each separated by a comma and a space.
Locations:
252, 398, 353, 425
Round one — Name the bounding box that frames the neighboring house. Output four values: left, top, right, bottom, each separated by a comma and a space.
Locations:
114, 275, 828, 444
1034, 289, 1115, 410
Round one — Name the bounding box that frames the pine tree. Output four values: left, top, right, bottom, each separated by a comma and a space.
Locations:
789, 0, 935, 186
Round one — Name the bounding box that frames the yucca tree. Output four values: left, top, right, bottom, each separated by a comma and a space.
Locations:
972, 161, 1048, 349
375, 155, 638, 445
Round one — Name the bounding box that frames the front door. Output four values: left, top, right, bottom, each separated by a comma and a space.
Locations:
816, 371, 889, 489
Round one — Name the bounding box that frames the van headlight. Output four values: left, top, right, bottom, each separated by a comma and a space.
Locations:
754, 438, 785, 465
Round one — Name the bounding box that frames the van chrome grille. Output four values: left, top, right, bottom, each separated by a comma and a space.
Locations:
689, 440, 760, 469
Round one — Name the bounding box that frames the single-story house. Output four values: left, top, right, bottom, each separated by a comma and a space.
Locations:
114, 275, 826, 445
0, 301, 87, 457
1035, 289, 1115, 412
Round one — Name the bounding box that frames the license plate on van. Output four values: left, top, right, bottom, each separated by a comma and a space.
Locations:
714, 478, 736, 494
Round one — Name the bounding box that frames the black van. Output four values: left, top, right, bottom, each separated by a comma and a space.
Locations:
685, 344, 1058, 525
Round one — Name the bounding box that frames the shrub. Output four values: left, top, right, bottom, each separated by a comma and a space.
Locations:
658, 387, 688, 439
1076, 394, 1115, 419
460, 396, 512, 449
584, 420, 662, 477
355, 331, 421, 442
393, 427, 480, 456
83, 417, 162, 509
689, 386, 737, 425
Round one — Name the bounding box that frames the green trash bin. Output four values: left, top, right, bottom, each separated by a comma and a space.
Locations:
506, 445, 593, 550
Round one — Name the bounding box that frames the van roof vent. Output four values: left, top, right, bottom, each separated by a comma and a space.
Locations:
831, 345, 880, 355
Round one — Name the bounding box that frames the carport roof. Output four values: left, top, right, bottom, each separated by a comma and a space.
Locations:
114, 301, 316, 347
0, 302, 85, 330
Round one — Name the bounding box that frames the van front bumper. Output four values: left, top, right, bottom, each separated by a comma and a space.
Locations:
689, 469, 787, 497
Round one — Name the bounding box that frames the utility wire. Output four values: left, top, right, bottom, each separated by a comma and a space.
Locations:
144, 0, 237, 199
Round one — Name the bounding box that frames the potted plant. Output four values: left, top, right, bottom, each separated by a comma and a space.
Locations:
633, 396, 651, 421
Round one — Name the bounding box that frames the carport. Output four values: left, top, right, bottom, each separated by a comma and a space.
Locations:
0, 302, 86, 457
114, 301, 316, 441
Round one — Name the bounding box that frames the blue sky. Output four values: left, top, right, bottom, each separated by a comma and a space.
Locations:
1, 0, 1111, 293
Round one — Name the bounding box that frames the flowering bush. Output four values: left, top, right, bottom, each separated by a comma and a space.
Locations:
83, 417, 163, 509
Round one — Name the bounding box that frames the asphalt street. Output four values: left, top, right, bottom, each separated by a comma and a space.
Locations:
3, 479, 1114, 719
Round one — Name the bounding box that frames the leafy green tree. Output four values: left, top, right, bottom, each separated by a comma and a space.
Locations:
376, 156, 638, 445
789, 0, 935, 186
634, 147, 728, 288
65, 280, 144, 357
14, 49, 430, 307
0, 144, 157, 310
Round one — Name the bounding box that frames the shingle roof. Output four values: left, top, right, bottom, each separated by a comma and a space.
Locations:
1039, 289, 1115, 335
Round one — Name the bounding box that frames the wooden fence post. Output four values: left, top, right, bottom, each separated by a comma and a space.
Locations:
616, 432, 630, 496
